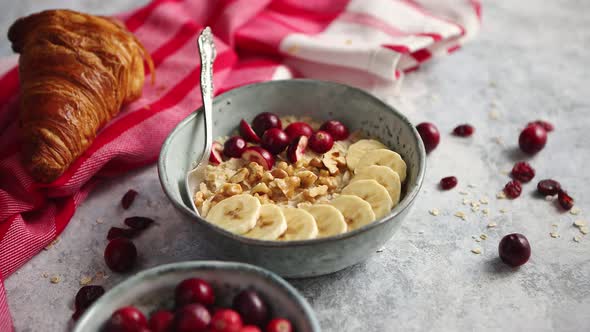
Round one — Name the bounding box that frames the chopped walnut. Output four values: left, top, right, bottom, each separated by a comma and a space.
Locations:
318, 176, 339, 190
319, 169, 330, 177
194, 191, 206, 207
303, 185, 328, 200
230, 168, 249, 183
221, 183, 242, 196
201, 197, 213, 216
294, 159, 308, 169
262, 172, 275, 183
247, 162, 264, 183
286, 176, 301, 190
271, 168, 288, 179
309, 158, 323, 168
253, 193, 273, 205
212, 193, 225, 203
322, 156, 339, 175
297, 170, 318, 187
286, 165, 295, 176
251, 183, 271, 195
277, 161, 289, 171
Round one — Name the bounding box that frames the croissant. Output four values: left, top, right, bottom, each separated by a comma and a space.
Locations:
8, 9, 154, 183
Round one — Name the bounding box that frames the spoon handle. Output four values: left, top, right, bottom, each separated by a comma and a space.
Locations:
197, 27, 216, 163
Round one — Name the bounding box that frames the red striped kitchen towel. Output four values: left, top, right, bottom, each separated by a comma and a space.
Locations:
0, 0, 480, 329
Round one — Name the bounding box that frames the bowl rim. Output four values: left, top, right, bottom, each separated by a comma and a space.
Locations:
158, 79, 426, 247
73, 260, 321, 331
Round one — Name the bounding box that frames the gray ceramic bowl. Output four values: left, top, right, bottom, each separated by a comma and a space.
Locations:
158, 79, 426, 278
73, 261, 320, 331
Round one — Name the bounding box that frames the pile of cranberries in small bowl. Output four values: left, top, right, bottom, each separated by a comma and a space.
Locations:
214, 112, 349, 170
102, 278, 293, 332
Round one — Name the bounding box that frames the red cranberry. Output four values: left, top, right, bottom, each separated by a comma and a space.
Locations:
121, 190, 138, 210
72, 285, 105, 320
224, 137, 247, 158
175, 278, 215, 307
499, 233, 531, 267
558, 191, 574, 210
210, 142, 224, 165
439, 176, 458, 190
210, 309, 243, 332
124, 216, 155, 230
503, 180, 522, 199
233, 290, 268, 326
174, 304, 211, 332
415, 122, 440, 153
261, 128, 290, 154
240, 119, 261, 143
149, 310, 174, 332
453, 124, 475, 137
537, 179, 561, 196
252, 112, 282, 137
242, 147, 275, 170
104, 238, 137, 273
308, 131, 334, 154
287, 136, 308, 163
284, 122, 313, 142
241, 326, 262, 332
527, 120, 554, 132
107, 227, 138, 241
519, 124, 547, 154
319, 120, 349, 141
266, 318, 292, 332
107, 306, 148, 332
511, 162, 535, 183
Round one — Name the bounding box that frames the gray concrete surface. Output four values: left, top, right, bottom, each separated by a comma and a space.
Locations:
2, 1, 590, 331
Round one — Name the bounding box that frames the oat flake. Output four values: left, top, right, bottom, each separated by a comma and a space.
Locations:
471, 248, 482, 254
459, 191, 469, 195
580, 227, 589, 235
429, 208, 440, 216
50, 276, 61, 284
487, 222, 497, 228
573, 220, 586, 228
570, 207, 581, 215
480, 198, 489, 204
480, 234, 488, 240
80, 276, 93, 286
550, 232, 560, 238
573, 236, 581, 243
454, 212, 467, 220
497, 192, 506, 199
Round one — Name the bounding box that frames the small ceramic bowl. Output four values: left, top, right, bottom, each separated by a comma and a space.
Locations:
158, 79, 426, 278
73, 261, 320, 331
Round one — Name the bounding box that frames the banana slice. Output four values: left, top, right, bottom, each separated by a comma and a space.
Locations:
279, 207, 318, 241
352, 165, 401, 206
301, 204, 347, 238
243, 205, 287, 240
346, 139, 388, 171
342, 179, 393, 219
355, 149, 407, 183
206, 194, 261, 234
329, 195, 376, 231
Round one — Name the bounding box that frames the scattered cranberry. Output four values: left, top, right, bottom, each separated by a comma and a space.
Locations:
121, 190, 138, 210
511, 162, 535, 183
233, 290, 268, 326
107, 227, 138, 241
124, 217, 155, 230
261, 128, 290, 154
319, 120, 349, 141
453, 124, 475, 137
439, 176, 458, 190
415, 122, 440, 153
240, 120, 261, 143
241, 326, 262, 332
242, 147, 275, 170
72, 285, 105, 320
308, 131, 334, 154
224, 137, 247, 158
175, 278, 215, 307
266, 318, 292, 332
210, 141, 224, 165
527, 120, 554, 132
210, 309, 243, 332
104, 238, 137, 273
284, 122, 313, 142
174, 304, 211, 332
106, 306, 148, 332
149, 310, 175, 332
503, 180, 522, 199
499, 233, 531, 267
558, 191, 574, 210
519, 124, 547, 154
537, 179, 561, 196
252, 112, 282, 137
287, 136, 308, 164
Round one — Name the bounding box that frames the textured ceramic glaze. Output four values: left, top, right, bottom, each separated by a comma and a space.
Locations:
158, 79, 426, 278
73, 261, 320, 332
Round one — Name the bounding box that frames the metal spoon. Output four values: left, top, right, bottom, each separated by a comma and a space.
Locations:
185, 27, 216, 215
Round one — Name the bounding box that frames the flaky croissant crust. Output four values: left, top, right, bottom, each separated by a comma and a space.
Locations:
8, 9, 154, 182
